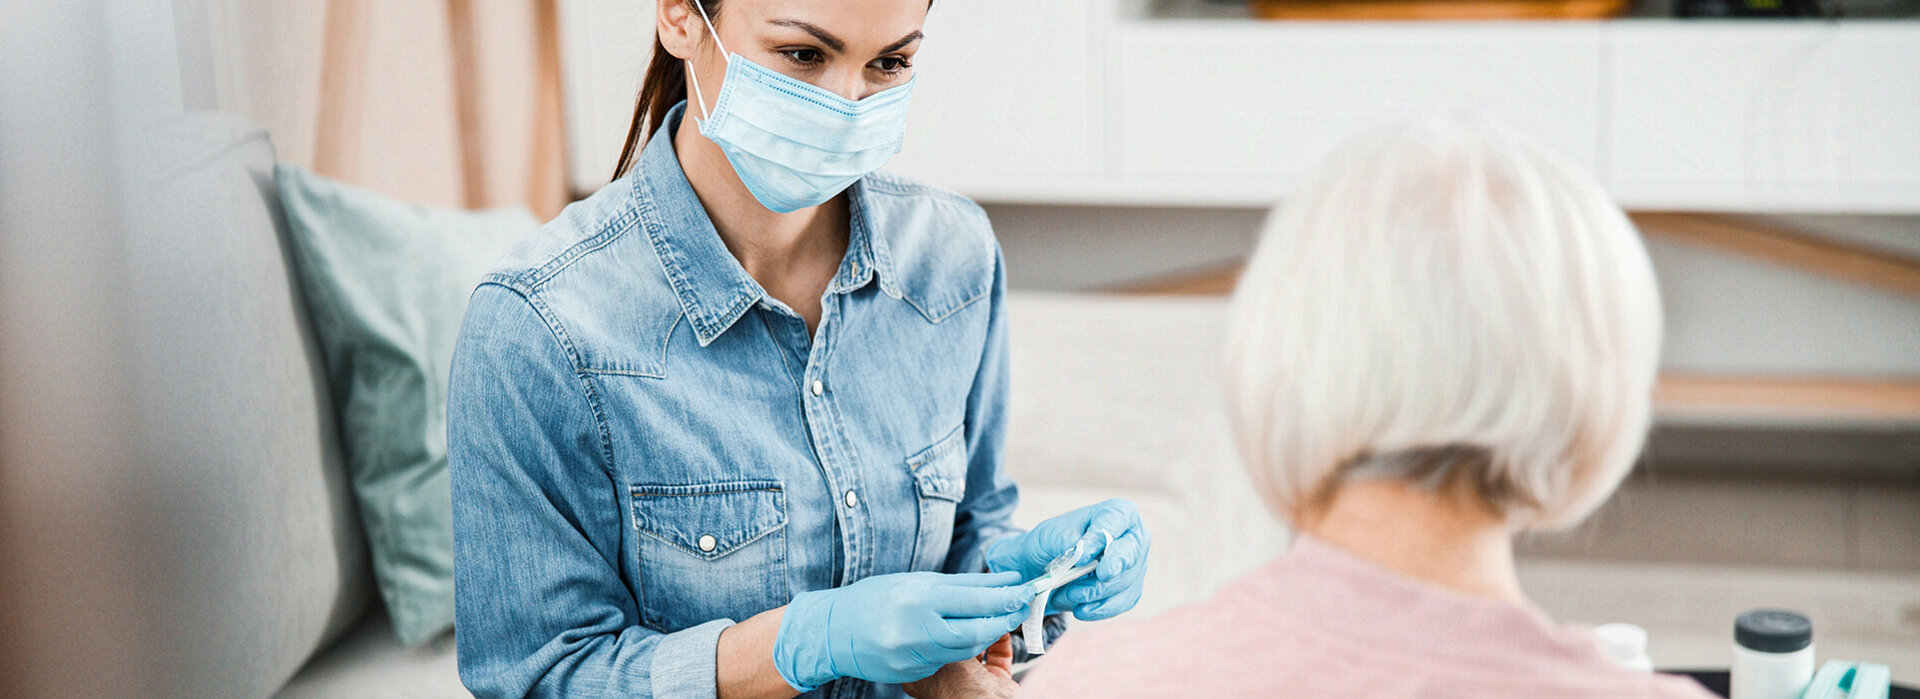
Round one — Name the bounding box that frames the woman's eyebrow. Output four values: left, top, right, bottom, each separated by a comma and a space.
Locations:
768, 19, 846, 53
766, 20, 923, 57
878, 30, 923, 55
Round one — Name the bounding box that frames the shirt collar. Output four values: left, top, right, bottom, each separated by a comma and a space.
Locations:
840, 180, 893, 296
636, 102, 892, 346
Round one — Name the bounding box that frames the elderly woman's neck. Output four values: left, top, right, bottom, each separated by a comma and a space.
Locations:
1297, 479, 1530, 607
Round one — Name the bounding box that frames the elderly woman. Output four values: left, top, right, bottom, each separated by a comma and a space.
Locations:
1006, 114, 1716, 698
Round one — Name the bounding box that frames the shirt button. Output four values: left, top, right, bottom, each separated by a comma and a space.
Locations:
850, 260, 862, 277
844, 490, 858, 508
697, 534, 717, 552
810, 379, 824, 397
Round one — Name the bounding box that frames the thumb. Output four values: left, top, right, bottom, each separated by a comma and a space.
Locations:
988, 530, 1064, 574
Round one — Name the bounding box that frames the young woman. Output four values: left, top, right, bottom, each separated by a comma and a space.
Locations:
446, 1, 1150, 697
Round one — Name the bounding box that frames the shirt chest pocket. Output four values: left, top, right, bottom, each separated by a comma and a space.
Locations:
629, 480, 790, 632
906, 427, 968, 572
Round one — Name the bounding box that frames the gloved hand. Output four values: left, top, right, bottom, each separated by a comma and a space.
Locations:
985, 498, 1150, 621
772, 571, 1033, 690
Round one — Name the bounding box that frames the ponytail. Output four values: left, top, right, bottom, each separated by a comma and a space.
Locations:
611, 0, 715, 180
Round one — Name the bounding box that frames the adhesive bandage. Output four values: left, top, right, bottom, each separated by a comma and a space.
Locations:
1021, 534, 1106, 655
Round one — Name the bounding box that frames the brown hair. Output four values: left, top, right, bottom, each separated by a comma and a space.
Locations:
611, 0, 720, 181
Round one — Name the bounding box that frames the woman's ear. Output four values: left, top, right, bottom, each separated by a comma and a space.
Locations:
656, 0, 703, 60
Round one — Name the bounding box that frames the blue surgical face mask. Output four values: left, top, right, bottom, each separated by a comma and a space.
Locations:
686, 3, 916, 213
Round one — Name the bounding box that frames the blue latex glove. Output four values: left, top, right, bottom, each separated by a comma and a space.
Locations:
772, 571, 1033, 690
985, 498, 1150, 621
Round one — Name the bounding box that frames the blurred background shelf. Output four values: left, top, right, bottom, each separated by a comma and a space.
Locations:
563, 1, 1920, 214
1156, 0, 1920, 19
1113, 260, 1920, 430
1653, 375, 1920, 429
1247, 0, 1633, 19
1107, 207, 1920, 439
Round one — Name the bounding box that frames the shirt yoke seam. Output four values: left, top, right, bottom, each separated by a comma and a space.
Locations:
518, 205, 643, 292
485, 281, 619, 473
902, 285, 991, 324
860, 179, 995, 323
576, 313, 680, 380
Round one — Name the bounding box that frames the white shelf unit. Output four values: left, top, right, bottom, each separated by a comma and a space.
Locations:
551, 0, 1920, 213
903, 6, 1920, 211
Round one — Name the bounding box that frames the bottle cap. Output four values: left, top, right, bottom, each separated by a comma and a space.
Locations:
1594, 623, 1652, 669
1735, 609, 1812, 653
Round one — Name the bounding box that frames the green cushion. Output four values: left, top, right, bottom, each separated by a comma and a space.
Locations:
276, 164, 536, 646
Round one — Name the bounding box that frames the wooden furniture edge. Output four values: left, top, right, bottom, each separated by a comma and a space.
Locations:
1632, 213, 1920, 300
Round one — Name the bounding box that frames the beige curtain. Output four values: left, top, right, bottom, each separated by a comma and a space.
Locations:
201, 0, 569, 219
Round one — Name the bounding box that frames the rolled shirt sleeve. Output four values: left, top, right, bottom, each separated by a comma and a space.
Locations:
648, 619, 734, 698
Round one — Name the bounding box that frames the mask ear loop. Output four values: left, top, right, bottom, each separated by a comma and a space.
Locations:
685, 0, 727, 121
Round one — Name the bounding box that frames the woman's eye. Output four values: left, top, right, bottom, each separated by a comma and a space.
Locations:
871, 56, 911, 75
780, 48, 824, 66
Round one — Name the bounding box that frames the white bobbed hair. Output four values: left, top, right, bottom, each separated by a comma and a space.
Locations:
1224, 111, 1662, 531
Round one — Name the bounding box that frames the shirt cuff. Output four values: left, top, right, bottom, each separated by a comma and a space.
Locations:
649, 618, 736, 699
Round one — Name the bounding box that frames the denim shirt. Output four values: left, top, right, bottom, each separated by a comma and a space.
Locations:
447, 102, 1021, 699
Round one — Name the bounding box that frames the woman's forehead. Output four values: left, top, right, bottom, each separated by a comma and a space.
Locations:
731, 0, 929, 43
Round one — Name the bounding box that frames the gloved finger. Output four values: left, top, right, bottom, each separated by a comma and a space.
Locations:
1048, 579, 1098, 611
1066, 528, 1115, 568
926, 609, 1029, 651
1072, 580, 1143, 621
1094, 526, 1149, 582
984, 535, 1054, 576
1051, 557, 1146, 610
926, 579, 1035, 618
1078, 501, 1142, 565
1052, 564, 1136, 610
927, 571, 1026, 588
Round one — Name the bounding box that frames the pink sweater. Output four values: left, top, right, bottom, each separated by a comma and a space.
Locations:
1019, 535, 1715, 699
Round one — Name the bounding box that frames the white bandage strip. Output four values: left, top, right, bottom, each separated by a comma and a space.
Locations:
1031, 562, 1098, 594
1022, 562, 1097, 655
1022, 589, 1051, 656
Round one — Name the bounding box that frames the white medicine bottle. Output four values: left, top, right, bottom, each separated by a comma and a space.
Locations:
1595, 623, 1654, 672
1730, 608, 1815, 699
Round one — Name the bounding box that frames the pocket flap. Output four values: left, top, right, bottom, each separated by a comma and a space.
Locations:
630, 480, 786, 560
906, 427, 968, 503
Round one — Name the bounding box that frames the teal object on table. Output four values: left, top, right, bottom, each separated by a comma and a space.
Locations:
277, 164, 536, 645
1802, 661, 1892, 699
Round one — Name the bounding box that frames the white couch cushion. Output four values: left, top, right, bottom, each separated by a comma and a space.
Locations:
1004, 292, 1291, 620
278, 611, 464, 698
127, 113, 373, 695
